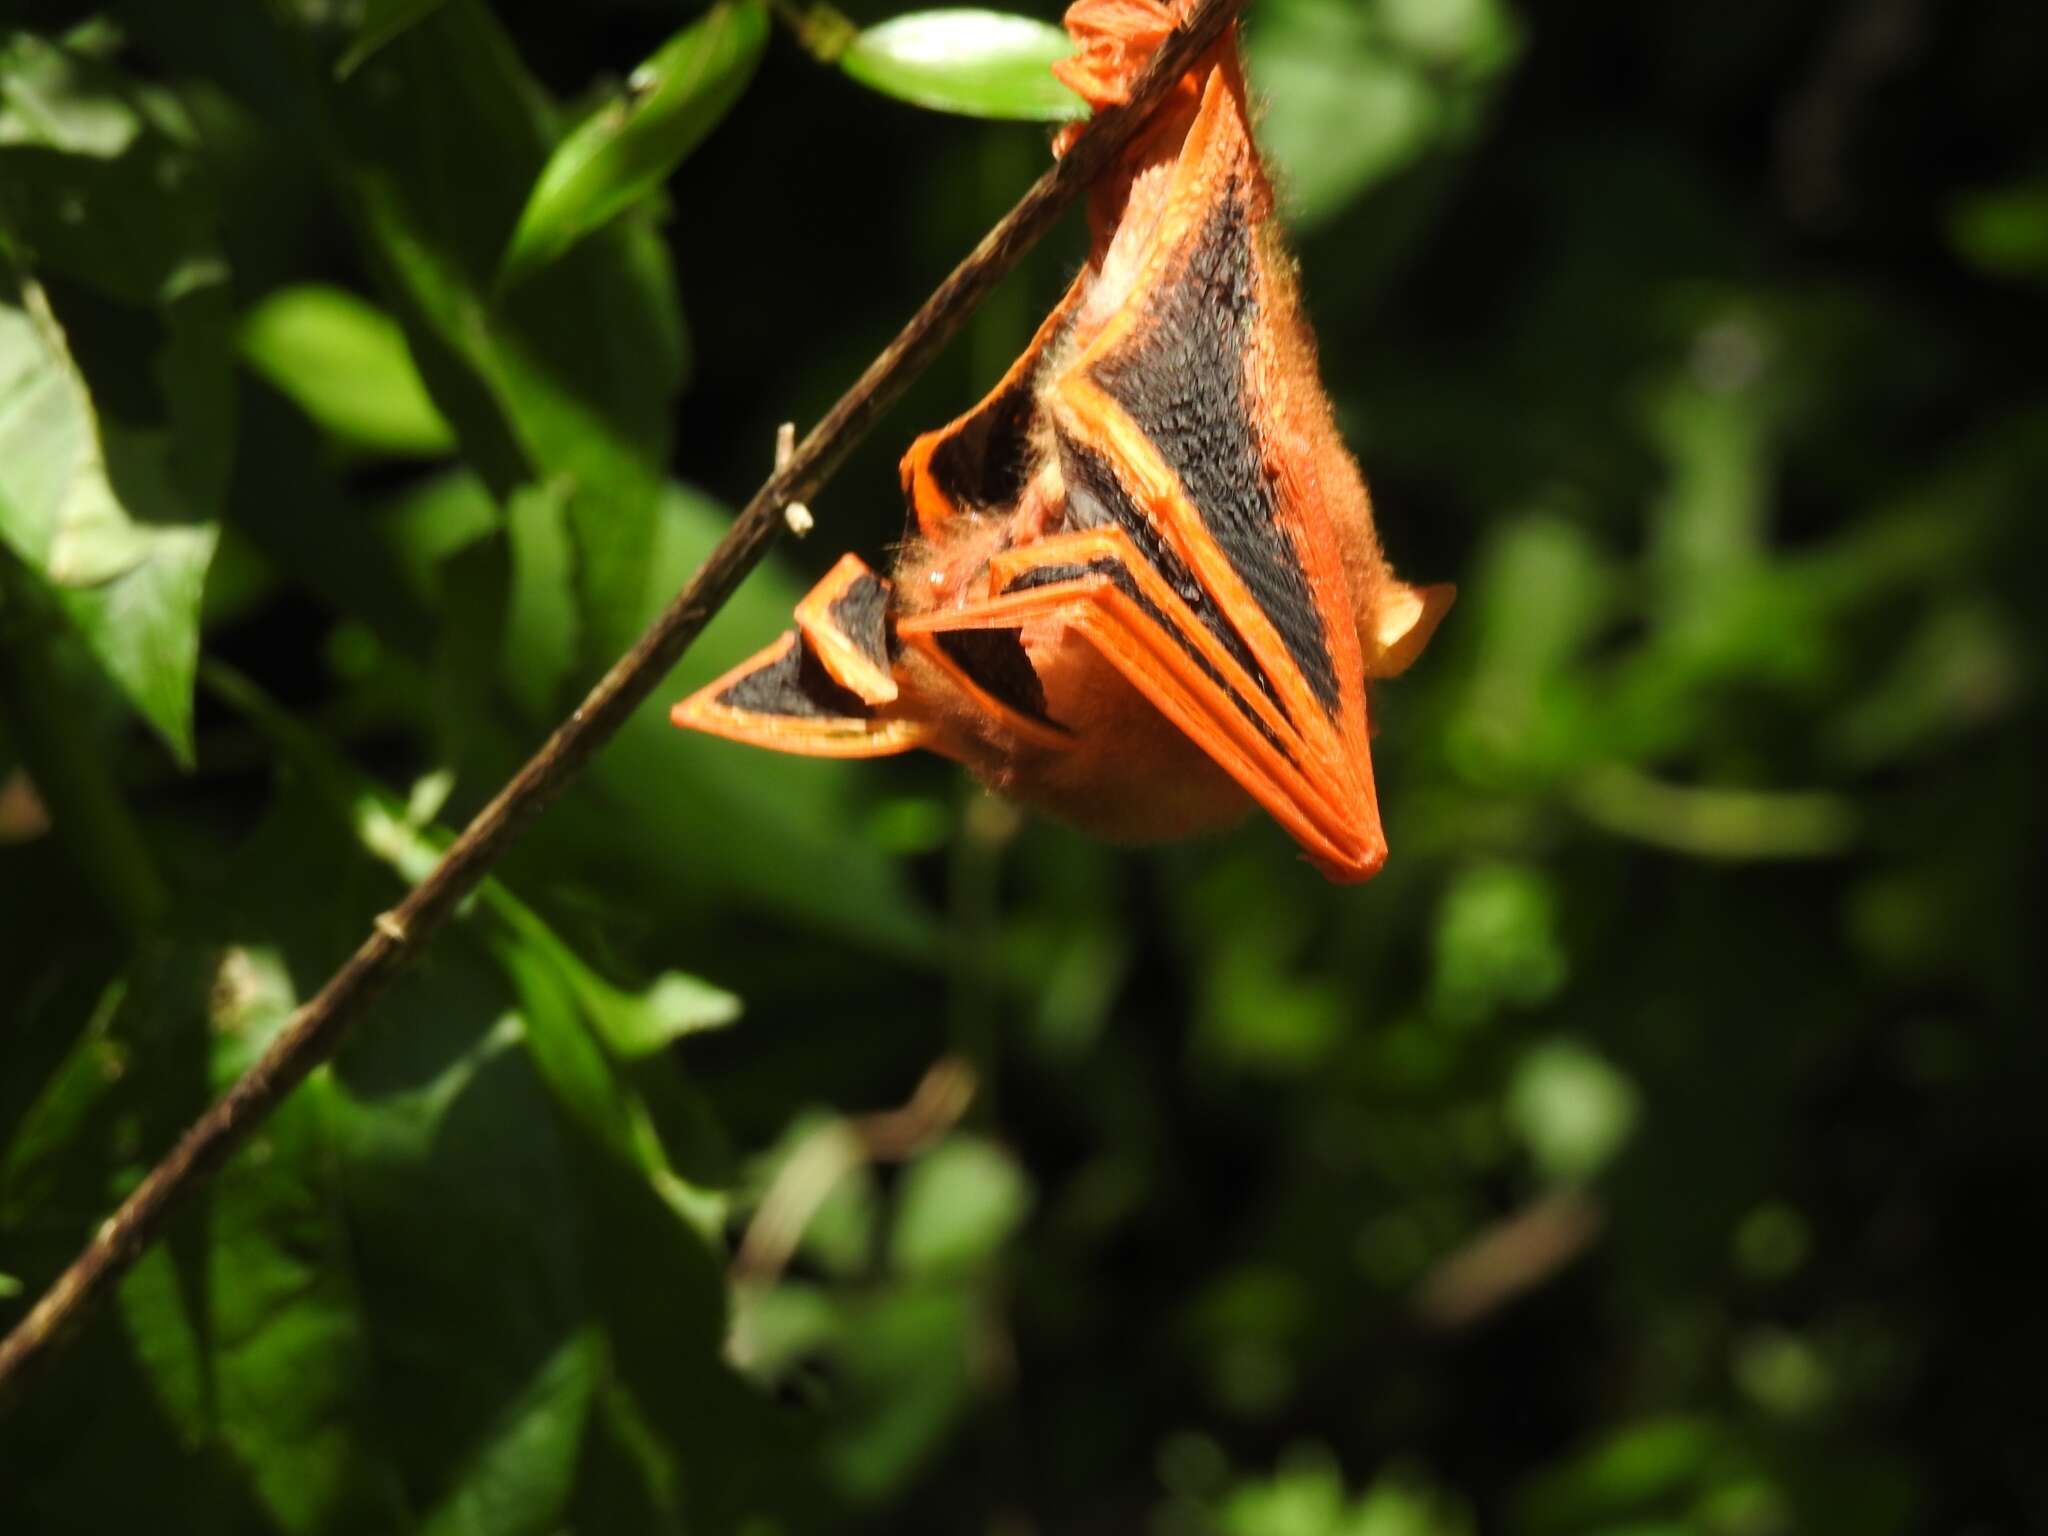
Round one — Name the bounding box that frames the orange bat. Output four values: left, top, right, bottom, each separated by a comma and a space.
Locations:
673, 0, 1451, 882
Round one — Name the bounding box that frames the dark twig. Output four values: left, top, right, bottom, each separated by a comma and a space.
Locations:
0, 0, 1251, 1411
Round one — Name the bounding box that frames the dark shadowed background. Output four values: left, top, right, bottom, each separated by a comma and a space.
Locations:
3, 0, 2045, 1531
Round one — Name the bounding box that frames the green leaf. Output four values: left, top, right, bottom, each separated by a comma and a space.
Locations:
117, 1061, 416, 1534
1506, 1038, 1640, 1184
0, 971, 127, 1230
0, 777, 662, 1531
334, 0, 452, 80
1220, 1448, 1472, 1536
0, 270, 219, 760
494, 897, 742, 1059
280, 0, 687, 666
1947, 178, 2048, 284
0, 30, 141, 157
416, 1329, 601, 1536
238, 284, 456, 456
492, 932, 725, 1239
203, 663, 736, 1235
485, 885, 741, 1059
0, 42, 231, 763
0, 88, 219, 307
499, 0, 769, 291
1428, 860, 1567, 1026
1247, 0, 1519, 229
821, 1287, 975, 1502
889, 1135, 1030, 1277
2, 938, 416, 1535
499, 476, 579, 717
839, 10, 1085, 122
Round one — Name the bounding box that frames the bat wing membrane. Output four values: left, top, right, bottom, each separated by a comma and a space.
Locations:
671, 557, 930, 758
1037, 66, 1384, 869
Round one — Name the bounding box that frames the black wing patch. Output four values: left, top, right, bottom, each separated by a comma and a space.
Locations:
999, 555, 1290, 760
1057, 430, 1281, 717
924, 300, 1078, 516
1088, 175, 1340, 717
932, 628, 1060, 729
718, 636, 873, 722
826, 568, 891, 674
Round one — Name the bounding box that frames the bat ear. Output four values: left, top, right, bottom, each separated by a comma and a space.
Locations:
1364, 581, 1455, 679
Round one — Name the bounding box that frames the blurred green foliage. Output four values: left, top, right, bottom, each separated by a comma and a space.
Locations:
3, 0, 2045, 1532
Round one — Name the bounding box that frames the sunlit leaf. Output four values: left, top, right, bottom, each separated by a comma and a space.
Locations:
1220, 1445, 1472, 1536
493, 933, 725, 1239
0, 270, 218, 761
1247, 0, 1518, 230
281, 0, 687, 667
499, 0, 768, 291
0, 30, 139, 156
1506, 1038, 1639, 1184
239, 284, 456, 456
489, 892, 742, 1059
839, 10, 1084, 122
889, 1135, 1030, 1276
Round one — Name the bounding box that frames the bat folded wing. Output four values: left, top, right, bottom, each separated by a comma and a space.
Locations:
670, 556, 931, 758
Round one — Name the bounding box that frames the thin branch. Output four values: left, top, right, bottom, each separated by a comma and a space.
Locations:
728, 1055, 977, 1293
1411, 1190, 1605, 1330
0, 0, 1252, 1412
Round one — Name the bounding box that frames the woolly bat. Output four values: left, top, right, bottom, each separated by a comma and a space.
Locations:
672, 0, 1452, 882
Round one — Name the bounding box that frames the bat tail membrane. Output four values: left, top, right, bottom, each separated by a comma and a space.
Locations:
670, 557, 931, 759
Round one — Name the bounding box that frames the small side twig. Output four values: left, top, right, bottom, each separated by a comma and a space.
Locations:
775, 422, 814, 536
1412, 1190, 1605, 1330
0, 0, 1251, 1413
729, 1055, 977, 1290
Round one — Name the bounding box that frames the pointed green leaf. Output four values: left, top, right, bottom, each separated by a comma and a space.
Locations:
239, 285, 456, 456
491, 893, 742, 1059
839, 10, 1084, 122
0, 271, 217, 761
499, 0, 769, 291
271, 0, 688, 666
